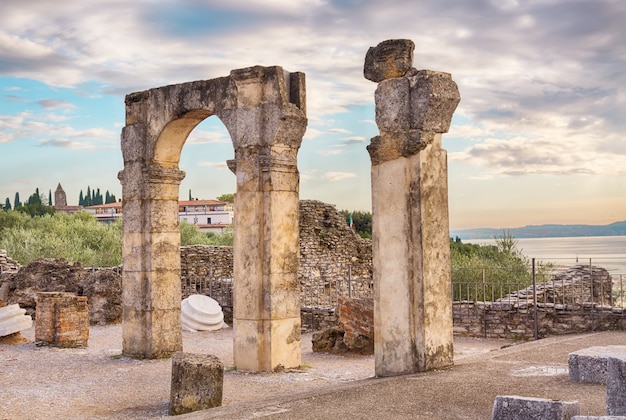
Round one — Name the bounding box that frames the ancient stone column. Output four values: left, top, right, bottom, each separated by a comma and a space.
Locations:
364, 39, 460, 376
227, 67, 306, 372
119, 164, 185, 358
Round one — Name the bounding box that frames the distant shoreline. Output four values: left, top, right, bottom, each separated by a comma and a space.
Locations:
450, 221, 626, 240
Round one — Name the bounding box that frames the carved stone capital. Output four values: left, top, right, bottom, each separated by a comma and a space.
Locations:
144, 165, 186, 185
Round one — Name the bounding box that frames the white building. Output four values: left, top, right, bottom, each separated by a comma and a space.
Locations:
84, 199, 233, 233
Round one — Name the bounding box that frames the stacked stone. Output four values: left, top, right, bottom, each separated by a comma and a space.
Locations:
179, 200, 374, 313
497, 265, 613, 308
35, 292, 89, 348
0, 249, 20, 275
298, 200, 373, 307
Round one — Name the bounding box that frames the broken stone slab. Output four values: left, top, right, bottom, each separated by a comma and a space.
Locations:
181, 295, 225, 332
607, 355, 626, 416
569, 346, 626, 384
0, 304, 32, 337
491, 396, 579, 420
169, 352, 224, 415
364, 39, 415, 83
572, 417, 626, 419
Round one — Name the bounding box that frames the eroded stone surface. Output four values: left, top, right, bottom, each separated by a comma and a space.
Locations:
366, 40, 459, 376
364, 39, 415, 83
491, 395, 579, 420
120, 66, 306, 369
569, 346, 626, 384
607, 355, 626, 416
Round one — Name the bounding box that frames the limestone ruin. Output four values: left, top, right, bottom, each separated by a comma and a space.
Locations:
364, 39, 460, 376
117, 40, 460, 375
119, 66, 306, 371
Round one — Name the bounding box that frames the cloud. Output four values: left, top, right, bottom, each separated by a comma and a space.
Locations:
316, 149, 344, 156
38, 138, 96, 150
328, 128, 351, 134
37, 99, 75, 109
450, 135, 626, 176
186, 129, 230, 145
321, 171, 357, 181
342, 136, 366, 144
198, 161, 229, 169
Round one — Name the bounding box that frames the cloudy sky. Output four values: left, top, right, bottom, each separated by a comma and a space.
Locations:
1, 0, 624, 229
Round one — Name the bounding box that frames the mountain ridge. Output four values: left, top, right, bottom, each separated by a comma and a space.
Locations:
450, 220, 626, 240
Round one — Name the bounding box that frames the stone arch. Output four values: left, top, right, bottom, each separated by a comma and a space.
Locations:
118, 66, 307, 371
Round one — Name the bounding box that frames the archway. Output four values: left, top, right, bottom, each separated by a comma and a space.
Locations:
118, 66, 307, 371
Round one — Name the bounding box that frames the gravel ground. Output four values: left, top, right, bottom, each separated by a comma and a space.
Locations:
0, 325, 511, 419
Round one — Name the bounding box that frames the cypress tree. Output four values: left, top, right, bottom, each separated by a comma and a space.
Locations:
48, 189, 52, 206
14, 192, 21, 209
4, 197, 11, 210
86, 186, 92, 206
79, 190, 84, 206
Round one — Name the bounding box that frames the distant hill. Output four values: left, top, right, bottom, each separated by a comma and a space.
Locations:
450, 220, 626, 240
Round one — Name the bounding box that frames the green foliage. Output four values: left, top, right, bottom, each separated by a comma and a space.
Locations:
0, 210, 122, 267
180, 220, 233, 246
4, 198, 11, 210
216, 193, 235, 203
451, 231, 532, 301
340, 210, 372, 238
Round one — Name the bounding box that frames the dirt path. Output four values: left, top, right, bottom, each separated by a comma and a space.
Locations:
1, 325, 511, 419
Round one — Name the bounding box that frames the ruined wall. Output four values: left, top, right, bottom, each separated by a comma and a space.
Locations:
0, 249, 20, 276
179, 199, 374, 323
453, 302, 626, 339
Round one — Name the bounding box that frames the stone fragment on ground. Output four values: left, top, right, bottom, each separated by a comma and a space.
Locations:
0, 303, 32, 337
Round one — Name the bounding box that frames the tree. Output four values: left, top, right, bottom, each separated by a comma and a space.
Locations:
79, 190, 85, 206
86, 186, 92, 206
217, 193, 234, 203
14, 192, 21, 209
189, 189, 192, 200
3, 198, 11, 210
48, 190, 52, 206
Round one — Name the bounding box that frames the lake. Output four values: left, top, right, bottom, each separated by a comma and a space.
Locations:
468, 235, 626, 275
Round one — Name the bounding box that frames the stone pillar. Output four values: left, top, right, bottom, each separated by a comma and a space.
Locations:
119, 163, 186, 359
228, 67, 306, 372
230, 146, 302, 372
364, 39, 460, 376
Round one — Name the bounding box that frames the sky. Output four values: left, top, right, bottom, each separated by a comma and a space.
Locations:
0, 0, 625, 230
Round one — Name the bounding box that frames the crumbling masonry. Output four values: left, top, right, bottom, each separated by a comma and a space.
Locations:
119, 41, 459, 376
364, 40, 460, 376
119, 66, 306, 371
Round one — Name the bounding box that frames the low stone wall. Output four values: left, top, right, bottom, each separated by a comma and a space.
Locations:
35, 292, 89, 347
0, 249, 20, 276
453, 301, 626, 339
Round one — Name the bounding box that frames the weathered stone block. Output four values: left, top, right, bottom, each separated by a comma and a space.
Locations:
364, 39, 415, 83
169, 352, 224, 415
491, 395, 579, 420
569, 346, 626, 384
607, 355, 626, 416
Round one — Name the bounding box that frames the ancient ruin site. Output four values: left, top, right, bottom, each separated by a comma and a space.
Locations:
2, 39, 626, 419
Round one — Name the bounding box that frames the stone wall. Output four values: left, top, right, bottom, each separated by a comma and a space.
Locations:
453, 301, 626, 339
298, 200, 373, 306
0, 249, 20, 276
179, 200, 373, 324
498, 265, 613, 306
